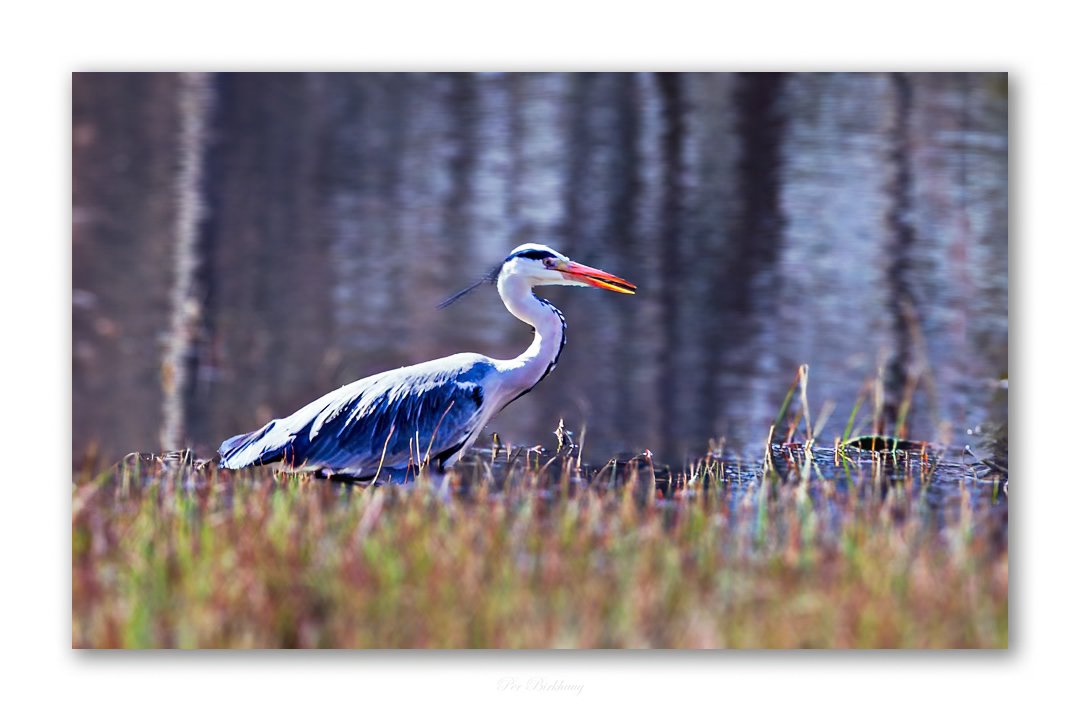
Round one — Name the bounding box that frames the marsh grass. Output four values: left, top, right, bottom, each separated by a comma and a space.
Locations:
72, 438, 1007, 648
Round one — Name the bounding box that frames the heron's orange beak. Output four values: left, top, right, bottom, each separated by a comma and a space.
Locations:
557, 260, 636, 294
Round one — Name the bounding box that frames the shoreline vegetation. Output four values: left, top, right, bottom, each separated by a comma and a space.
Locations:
72, 440, 1007, 650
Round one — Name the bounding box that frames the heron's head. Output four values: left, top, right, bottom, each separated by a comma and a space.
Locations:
499, 243, 636, 294
437, 243, 635, 309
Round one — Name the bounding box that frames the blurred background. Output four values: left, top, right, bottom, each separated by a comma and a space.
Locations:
72, 72, 1007, 465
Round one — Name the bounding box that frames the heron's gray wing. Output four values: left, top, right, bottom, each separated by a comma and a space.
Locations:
285, 356, 495, 475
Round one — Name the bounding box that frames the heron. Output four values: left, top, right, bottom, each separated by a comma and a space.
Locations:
217, 243, 635, 479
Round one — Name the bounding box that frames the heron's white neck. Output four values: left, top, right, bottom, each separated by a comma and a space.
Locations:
495, 274, 567, 396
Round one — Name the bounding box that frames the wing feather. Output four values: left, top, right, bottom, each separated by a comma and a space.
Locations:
218, 354, 495, 476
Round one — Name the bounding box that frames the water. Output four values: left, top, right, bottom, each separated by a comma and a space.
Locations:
466, 443, 1006, 521
73, 72, 1008, 465
113, 441, 1009, 547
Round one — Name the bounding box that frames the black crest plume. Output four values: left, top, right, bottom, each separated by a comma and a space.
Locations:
437, 264, 502, 309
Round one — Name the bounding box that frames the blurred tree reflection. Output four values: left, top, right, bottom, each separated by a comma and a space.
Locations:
72, 72, 1008, 463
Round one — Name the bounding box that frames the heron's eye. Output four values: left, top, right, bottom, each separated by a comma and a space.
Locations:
543, 258, 555, 268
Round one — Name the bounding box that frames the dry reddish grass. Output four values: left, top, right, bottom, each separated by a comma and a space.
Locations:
72, 453, 1007, 649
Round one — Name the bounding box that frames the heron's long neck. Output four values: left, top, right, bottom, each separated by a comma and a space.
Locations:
496, 275, 567, 394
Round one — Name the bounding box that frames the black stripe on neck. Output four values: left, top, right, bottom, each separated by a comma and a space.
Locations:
500, 298, 567, 410
535, 298, 567, 385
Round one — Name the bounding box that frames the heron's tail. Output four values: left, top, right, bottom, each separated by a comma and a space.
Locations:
217, 421, 287, 469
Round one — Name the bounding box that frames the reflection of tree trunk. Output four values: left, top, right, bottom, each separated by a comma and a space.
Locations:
557, 73, 638, 450
732, 73, 785, 270
882, 72, 917, 435
563, 73, 592, 254
656, 73, 685, 458
609, 75, 642, 446
712, 73, 785, 430
446, 73, 475, 255
73, 73, 180, 462
161, 72, 214, 451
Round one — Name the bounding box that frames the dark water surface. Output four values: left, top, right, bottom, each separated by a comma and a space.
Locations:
73, 72, 1007, 464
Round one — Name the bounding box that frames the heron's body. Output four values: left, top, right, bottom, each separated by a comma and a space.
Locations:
217, 244, 632, 479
